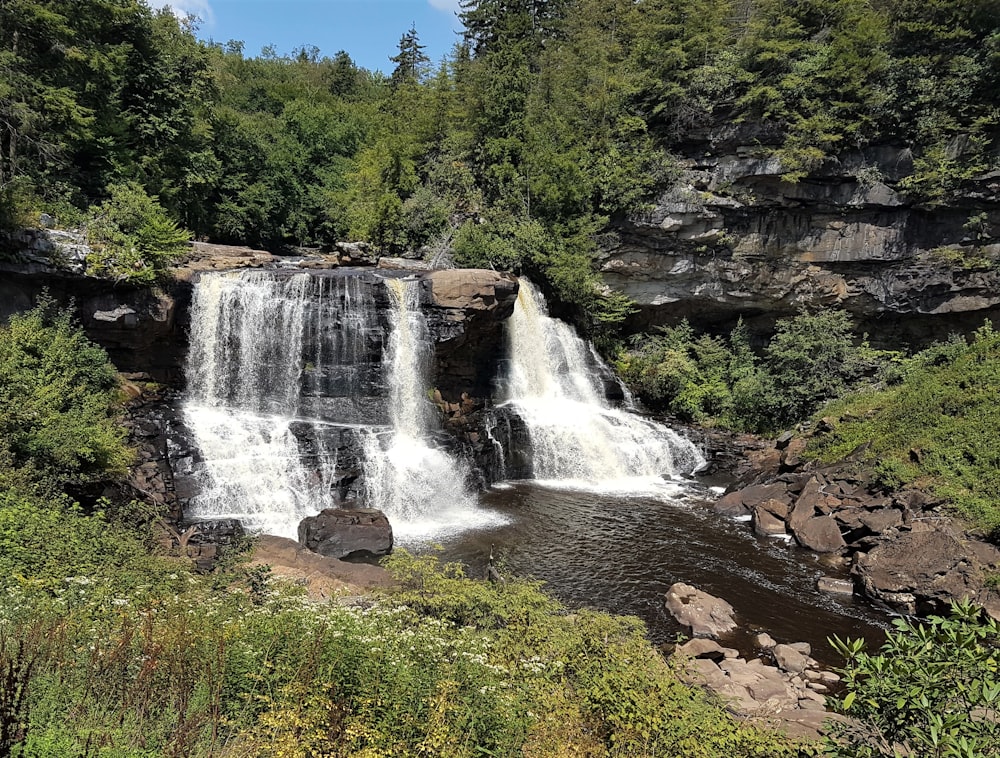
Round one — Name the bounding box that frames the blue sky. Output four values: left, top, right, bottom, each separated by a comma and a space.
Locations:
151, 0, 465, 72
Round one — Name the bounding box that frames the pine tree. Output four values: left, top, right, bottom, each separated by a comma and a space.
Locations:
390, 25, 430, 86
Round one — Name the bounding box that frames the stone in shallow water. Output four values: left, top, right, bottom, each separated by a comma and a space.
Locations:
665, 582, 737, 638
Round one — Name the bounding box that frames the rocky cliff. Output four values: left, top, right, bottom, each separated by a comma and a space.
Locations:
601, 125, 1000, 345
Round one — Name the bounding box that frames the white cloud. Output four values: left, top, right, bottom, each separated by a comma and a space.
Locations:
428, 0, 463, 14
147, 0, 214, 26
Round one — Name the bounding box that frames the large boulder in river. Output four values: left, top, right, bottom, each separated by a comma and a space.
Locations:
298, 508, 393, 560
665, 582, 738, 638
854, 529, 1000, 616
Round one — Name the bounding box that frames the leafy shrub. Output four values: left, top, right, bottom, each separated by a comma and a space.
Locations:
828, 600, 1000, 757
618, 311, 886, 434
0, 297, 131, 493
616, 321, 741, 423
86, 183, 190, 284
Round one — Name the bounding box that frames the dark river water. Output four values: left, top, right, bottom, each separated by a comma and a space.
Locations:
397, 479, 888, 664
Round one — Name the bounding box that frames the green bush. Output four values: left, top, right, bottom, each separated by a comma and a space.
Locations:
617, 311, 886, 434
86, 183, 190, 284
828, 600, 1000, 757
0, 298, 131, 493
0, 549, 805, 757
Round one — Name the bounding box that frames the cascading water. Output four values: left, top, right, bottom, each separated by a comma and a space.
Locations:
503, 278, 704, 489
362, 278, 504, 539
183, 270, 383, 537
184, 269, 501, 541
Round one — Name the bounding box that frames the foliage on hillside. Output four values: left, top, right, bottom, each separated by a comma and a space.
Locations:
616, 311, 890, 434
807, 322, 1000, 534
3, 0, 998, 332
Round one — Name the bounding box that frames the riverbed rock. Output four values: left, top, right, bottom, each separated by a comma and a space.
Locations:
665, 583, 738, 638
817, 576, 855, 595
676, 630, 850, 741
792, 515, 846, 553
298, 508, 393, 559
752, 505, 788, 537
772, 644, 811, 674
854, 529, 1000, 616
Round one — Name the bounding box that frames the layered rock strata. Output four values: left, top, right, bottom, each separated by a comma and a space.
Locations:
601, 127, 1000, 345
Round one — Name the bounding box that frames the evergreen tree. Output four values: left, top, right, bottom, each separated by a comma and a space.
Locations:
390, 25, 430, 86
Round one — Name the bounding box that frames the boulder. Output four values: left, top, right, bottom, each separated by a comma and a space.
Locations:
753, 632, 777, 650
787, 476, 824, 533
676, 638, 737, 662
793, 515, 846, 553
780, 437, 809, 470
665, 582, 738, 638
854, 530, 999, 615
772, 644, 810, 674
712, 491, 749, 517
859, 507, 904, 535
298, 508, 393, 559
752, 506, 787, 537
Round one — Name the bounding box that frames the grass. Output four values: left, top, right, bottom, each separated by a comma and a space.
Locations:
806, 323, 1000, 535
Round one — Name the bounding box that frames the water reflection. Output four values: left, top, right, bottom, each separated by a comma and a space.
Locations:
399, 481, 887, 663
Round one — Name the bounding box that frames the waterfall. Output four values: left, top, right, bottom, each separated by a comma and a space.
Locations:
184, 269, 501, 541
503, 279, 705, 489
183, 270, 384, 537
362, 278, 502, 539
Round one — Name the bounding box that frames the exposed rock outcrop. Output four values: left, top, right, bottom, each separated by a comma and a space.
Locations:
0, 261, 192, 382
601, 131, 1000, 345
707, 430, 1000, 619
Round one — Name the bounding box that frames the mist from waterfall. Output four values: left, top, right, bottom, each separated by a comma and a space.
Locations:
362, 278, 504, 539
503, 278, 705, 490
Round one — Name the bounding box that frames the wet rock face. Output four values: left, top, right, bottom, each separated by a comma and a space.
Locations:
423, 269, 519, 402
600, 133, 1000, 345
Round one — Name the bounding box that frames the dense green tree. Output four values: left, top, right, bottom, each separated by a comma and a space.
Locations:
390, 25, 430, 86
0, 0, 92, 211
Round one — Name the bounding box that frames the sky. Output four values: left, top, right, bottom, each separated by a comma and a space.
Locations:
150, 0, 465, 73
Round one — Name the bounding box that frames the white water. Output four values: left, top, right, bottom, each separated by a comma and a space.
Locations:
503, 279, 705, 491
183, 271, 340, 536
362, 278, 505, 540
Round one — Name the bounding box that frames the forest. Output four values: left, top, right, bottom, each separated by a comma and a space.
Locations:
2, 0, 998, 328
2, 0, 1000, 755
